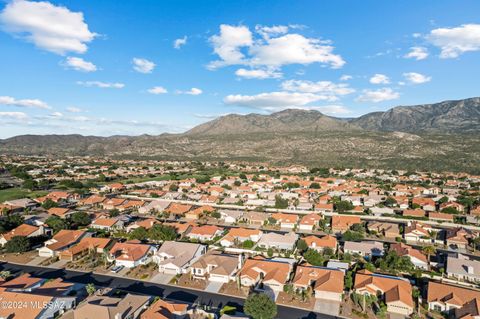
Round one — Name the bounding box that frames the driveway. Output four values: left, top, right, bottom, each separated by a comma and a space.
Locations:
49, 259, 69, 268
314, 299, 341, 316
151, 273, 175, 285
26, 256, 48, 266
205, 281, 223, 293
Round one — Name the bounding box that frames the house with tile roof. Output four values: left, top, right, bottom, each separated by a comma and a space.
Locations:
59, 237, 113, 261
90, 217, 124, 232
108, 240, 157, 268
303, 235, 337, 253
331, 215, 361, 234
257, 231, 298, 251
38, 230, 89, 257
0, 223, 51, 246
239, 257, 292, 292
191, 251, 240, 283
186, 225, 224, 242
271, 212, 299, 229
390, 242, 428, 270
154, 241, 206, 274
446, 255, 480, 283
140, 299, 188, 319
427, 281, 480, 316
220, 227, 262, 247
292, 265, 344, 302
298, 213, 322, 231
403, 221, 433, 243
71, 293, 150, 319
354, 270, 414, 316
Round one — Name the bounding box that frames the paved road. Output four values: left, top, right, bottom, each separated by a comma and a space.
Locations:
0, 262, 338, 319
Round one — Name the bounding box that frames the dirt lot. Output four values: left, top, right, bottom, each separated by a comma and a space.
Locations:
0, 250, 37, 264
176, 273, 207, 290
276, 291, 315, 310
218, 280, 250, 297
126, 263, 157, 280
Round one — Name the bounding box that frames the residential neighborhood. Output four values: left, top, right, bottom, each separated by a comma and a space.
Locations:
0, 157, 480, 318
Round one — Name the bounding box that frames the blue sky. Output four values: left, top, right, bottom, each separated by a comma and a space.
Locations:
0, 0, 479, 138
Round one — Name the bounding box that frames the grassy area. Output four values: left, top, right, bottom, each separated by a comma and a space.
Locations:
0, 188, 48, 203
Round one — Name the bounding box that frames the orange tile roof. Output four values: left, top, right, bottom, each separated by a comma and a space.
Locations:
189, 225, 223, 236
141, 299, 188, 319
331, 215, 361, 230
427, 281, 480, 308
2, 224, 39, 241
300, 213, 322, 225
293, 265, 344, 293
271, 212, 299, 224
240, 258, 291, 285
47, 207, 71, 217
166, 203, 192, 215
354, 270, 413, 308
303, 235, 337, 249
109, 242, 152, 262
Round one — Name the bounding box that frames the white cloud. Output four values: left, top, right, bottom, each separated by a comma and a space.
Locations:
224, 91, 330, 110
404, 46, 429, 60
403, 72, 431, 84
255, 24, 289, 39
340, 75, 352, 81
66, 106, 82, 113
235, 68, 282, 79
132, 58, 155, 73
249, 33, 345, 69
281, 80, 355, 98
427, 24, 480, 58
0, 0, 96, 55
63, 56, 97, 72
0, 95, 50, 109
76, 81, 125, 89
0, 111, 28, 120
208, 24, 345, 71
369, 73, 390, 84
147, 86, 168, 94
208, 24, 253, 69
174, 36, 187, 49
176, 88, 203, 95
356, 88, 400, 103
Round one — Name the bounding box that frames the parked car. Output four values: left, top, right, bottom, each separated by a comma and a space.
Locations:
110, 265, 124, 273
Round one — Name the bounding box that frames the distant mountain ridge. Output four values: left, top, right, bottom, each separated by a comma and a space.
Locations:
186, 108, 357, 135
351, 97, 480, 133
1, 97, 479, 173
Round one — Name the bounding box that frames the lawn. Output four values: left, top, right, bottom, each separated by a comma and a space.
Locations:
0, 188, 48, 203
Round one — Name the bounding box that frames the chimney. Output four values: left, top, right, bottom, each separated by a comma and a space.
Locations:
467, 265, 474, 274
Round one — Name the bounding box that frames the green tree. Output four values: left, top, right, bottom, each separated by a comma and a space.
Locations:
274, 195, 289, 209
267, 248, 274, 258
148, 224, 177, 241
345, 271, 353, 290
46, 216, 68, 233
42, 199, 58, 209
335, 200, 354, 213
109, 209, 120, 217
210, 211, 221, 219
86, 283, 96, 295
296, 239, 308, 252
441, 206, 460, 214
310, 182, 320, 189
342, 230, 364, 241
422, 245, 436, 271
244, 293, 277, 319
129, 227, 147, 240
5, 236, 30, 253
384, 197, 397, 207
242, 239, 255, 249
304, 249, 324, 266
70, 212, 91, 227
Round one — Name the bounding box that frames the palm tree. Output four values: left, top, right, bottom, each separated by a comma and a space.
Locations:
422, 245, 436, 271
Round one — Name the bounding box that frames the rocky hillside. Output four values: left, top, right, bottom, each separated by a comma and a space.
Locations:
351, 97, 480, 133
1, 97, 479, 173
186, 109, 357, 135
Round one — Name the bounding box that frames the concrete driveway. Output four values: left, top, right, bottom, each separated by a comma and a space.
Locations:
26, 256, 48, 266
314, 299, 341, 316
151, 273, 175, 285
205, 281, 223, 293
49, 259, 69, 268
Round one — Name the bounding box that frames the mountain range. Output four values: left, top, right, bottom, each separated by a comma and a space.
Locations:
1, 97, 479, 173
